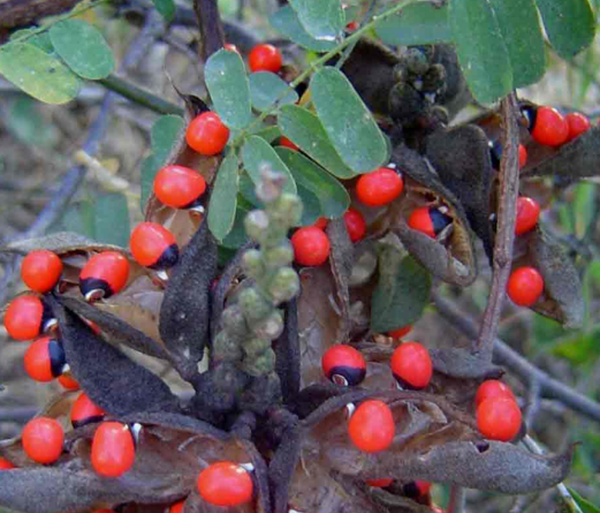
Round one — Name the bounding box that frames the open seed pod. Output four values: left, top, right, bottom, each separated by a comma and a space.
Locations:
389, 144, 478, 286
511, 225, 584, 328
144, 95, 219, 249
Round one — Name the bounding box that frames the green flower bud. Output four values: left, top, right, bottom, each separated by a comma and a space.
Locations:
242, 347, 276, 377
263, 242, 294, 268
242, 249, 264, 279
273, 193, 303, 227
244, 337, 271, 357
212, 331, 243, 362
245, 210, 269, 242
253, 309, 284, 341
239, 287, 271, 322
220, 305, 248, 340
268, 267, 300, 303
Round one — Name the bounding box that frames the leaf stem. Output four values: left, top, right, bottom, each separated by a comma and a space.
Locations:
98, 75, 184, 116
522, 436, 583, 513
473, 92, 520, 362
232, 0, 421, 147
6, 0, 113, 44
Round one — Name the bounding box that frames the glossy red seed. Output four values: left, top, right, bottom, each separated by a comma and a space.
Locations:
248, 44, 282, 73
475, 380, 515, 408
518, 144, 527, 169
388, 325, 413, 339
346, 21, 359, 32
515, 197, 540, 236
416, 481, 432, 496
391, 341, 432, 389
24, 336, 65, 382
80, 251, 130, 300
58, 373, 80, 391
565, 112, 591, 142
130, 222, 179, 269
169, 501, 185, 513
21, 250, 63, 293
312, 217, 329, 230
197, 461, 254, 506
154, 165, 207, 209
531, 106, 568, 147
279, 136, 299, 151
348, 400, 395, 453
22, 417, 64, 464
322, 345, 366, 386
343, 209, 366, 242
91, 422, 136, 477
291, 226, 331, 266
4, 295, 44, 341
477, 397, 522, 441
70, 392, 105, 428
356, 168, 403, 207
507, 267, 544, 307
366, 478, 393, 487
407, 207, 435, 238
186, 112, 230, 156
0, 457, 16, 470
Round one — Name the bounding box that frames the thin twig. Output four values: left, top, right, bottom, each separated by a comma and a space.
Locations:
522, 436, 583, 513
194, 0, 226, 61
0, 13, 165, 306
524, 378, 541, 428
474, 92, 520, 362
433, 292, 600, 423
98, 74, 183, 116
447, 486, 466, 513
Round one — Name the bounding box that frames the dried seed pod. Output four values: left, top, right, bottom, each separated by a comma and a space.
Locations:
425, 125, 495, 262
390, 144, 478, 286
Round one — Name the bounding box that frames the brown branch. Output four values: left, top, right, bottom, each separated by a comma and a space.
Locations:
433, 292, 600, 423
474, 92, 521, 362
193, 0, 225, 61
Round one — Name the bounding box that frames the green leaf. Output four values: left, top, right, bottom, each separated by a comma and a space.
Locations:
59, 201, 96, 239
152, 0, 176, 22
249, 72, 298, 111
573, 182, 597, 237
276, 147, 350, 219
371, 252, 432, 333
94, 193, 130, 247
288, 0, 344, 42
535, 0, 595, 59
222, 203, 251, 249
568, 487, 600, 513
205, 49, 252, 129
448, 0, 512, 104
7, 96, 58, 148
492, 0, 546, 88
241, 136, 297, 194
310, 67, 387, 173
376, 2, 451, 46
0, 43, 81, 104
552, 326, 600, 366
49, 20, 114, 80
151, 114, 185, 162
10, 29, 54, 53
270, 5, 337, 52
208, 152, 239, 241
296, 183, 322, 226
278, 105, 357, 178
139, 114, 185, 210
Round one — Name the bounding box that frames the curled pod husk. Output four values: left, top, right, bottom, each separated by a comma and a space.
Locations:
514, 226, 584, 328
159, 218, 218, 375
49, 296, 180, 417
523, 124, 600, 185
425, 124, 495, 261
389, 144, 478, 286
307, 399, 572, 495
